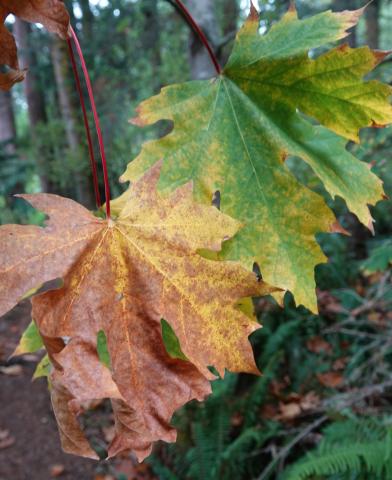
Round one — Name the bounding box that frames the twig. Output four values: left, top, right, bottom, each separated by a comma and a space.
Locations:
322, 380, 392, 412
256, 416, 328, 480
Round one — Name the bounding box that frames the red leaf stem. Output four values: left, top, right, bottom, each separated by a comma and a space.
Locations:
69, 26, 111, 218
173, 0, 222, 75
66, 37, 101, 209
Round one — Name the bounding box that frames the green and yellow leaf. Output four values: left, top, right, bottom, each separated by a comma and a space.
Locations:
120, 4, 391, 311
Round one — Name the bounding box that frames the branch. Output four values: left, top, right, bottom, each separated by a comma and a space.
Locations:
256, 416, 328, 480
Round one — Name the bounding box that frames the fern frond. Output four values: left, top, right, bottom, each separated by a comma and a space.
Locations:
244, 351, 282, 427
284, 435, 392, 479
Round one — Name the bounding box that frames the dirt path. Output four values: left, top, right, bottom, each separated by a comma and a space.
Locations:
0, 302, 98, 480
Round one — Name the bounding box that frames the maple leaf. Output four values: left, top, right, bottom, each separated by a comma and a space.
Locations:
0, 0, 69, 90
120, 4, 392, 312
0, 162, 274, 459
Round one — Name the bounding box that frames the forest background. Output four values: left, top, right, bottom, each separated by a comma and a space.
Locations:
0, 0, 392, 479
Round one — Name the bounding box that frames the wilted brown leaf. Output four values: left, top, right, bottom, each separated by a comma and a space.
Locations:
0, 0, 69, 90
49, 464, 65, 477
368, 311, 385, 327
0, 364, 23, 376
332, 357, 348, 371
261, 403, 279, 420
276, 391, 320, 421
102, 424, 116, 444
269, 377, 291, 399
306, 336, 332, 354
278, 401, 301, 420
317, 372, 344, 388
0, 162, 275, 460
0, 429, 15, 449
300, 391, 320, 411
230, 412, 243, 427
317, 290, 344, 315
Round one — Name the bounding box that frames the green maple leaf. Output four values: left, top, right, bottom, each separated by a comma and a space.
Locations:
119, 4, 391, 311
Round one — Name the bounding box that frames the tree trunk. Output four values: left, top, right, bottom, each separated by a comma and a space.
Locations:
219, 0, 239, 64
51, 36, 94, 208
141, 0, 161, 89
79, 0, 94, 42
13, 20, 48, 128
0, 90, 16, 153
186, 0, 220, 79
366, 0, 380, 49
64, 0, 76, 25
13, 19, 54, 192
277, 0, 290, 16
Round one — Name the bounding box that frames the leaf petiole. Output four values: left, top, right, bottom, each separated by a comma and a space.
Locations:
172, 0, 222, 75
69, 26, 112, 219
66, 37, 101, 209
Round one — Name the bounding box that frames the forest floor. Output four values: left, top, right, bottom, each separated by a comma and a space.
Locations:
0, 302, 156, 480
0, 301, 98, 480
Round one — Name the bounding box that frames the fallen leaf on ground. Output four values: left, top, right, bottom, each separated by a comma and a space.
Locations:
317, 372, 344, 388
102, 424, 116, 444
270, 378, 290, 398
115, 457, 156, 479
277, 391, 320, 421
0, 429, 10, 440
368, 311, 385, 327
49, 464, 65, 477
0, 364, 23, 376
332, 357, 349, 371
306, 336, 332, 354
317, 290, 344, 314
278, 401, 301, 420
0, 429, 15, 449
261, 404, 279, 420
300, 391, 321, 411
231, 412, 243, 427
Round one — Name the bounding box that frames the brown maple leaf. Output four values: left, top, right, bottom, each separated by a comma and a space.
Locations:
0, 0, 69, 90
0, 161, 275, 459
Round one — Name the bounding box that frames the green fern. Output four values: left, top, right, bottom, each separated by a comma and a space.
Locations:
283, 418, 392, 480
260, 319, 301, 365
243, 351, 282, 428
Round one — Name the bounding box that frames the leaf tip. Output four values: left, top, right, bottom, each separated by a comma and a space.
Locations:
372, 49, 392, 66
248, 1, 259, 21
336, 6, 365, 39
129, 115, 146, 127
0, 68, 27, 91
368, 217, 376, 236
330, 221, 350, 236
288, 1, 297, 14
